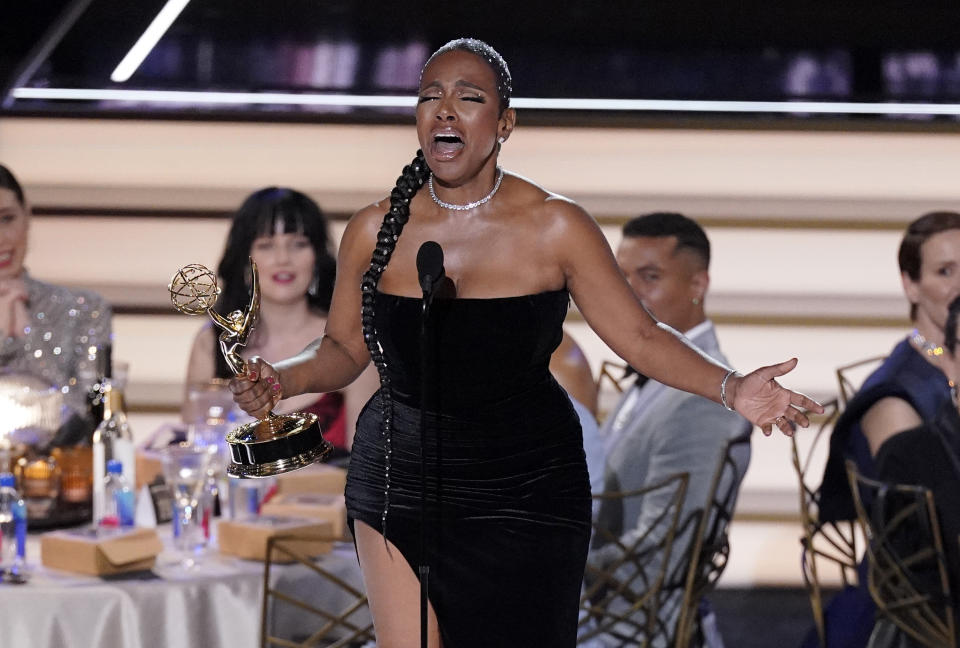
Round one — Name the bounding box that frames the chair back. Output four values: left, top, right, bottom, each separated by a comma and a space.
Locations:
261, 534, 374, 648
669, 431, 752, 648
845, 461, 956, 648
579, 472, 690, 647
836, 355, 886, 407
791, 398, 861, 648
596, 360, 636, 424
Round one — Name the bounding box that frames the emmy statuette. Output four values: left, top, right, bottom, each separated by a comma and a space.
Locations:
168, 260, 332, 478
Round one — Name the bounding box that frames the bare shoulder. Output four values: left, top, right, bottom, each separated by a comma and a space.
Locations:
346, 199, 389, 238
861, 396, 923, 456
504, 172, 594, 232
340, 199, 390, 259
863, 397, 922, 426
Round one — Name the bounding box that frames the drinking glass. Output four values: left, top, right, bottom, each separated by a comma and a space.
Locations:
161, 443, 214, 566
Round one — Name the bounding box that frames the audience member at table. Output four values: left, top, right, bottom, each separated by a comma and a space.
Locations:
0, 163, 112, 416
550, 329, 604, 500
874, 293, 960, 638
587, 212, 752, 646
806, 211, 960, 648
185, 187, 377, 454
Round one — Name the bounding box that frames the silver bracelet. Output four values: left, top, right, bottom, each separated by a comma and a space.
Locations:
720, 369, 738, 412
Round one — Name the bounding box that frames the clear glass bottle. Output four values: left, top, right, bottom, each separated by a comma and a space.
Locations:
78, 343, 111, 428
0, 473, 27, 572
92, 380, 135, 524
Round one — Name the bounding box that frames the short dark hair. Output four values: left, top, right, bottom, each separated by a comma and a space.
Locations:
0, 164, 25, 206
422, 38, 512, 113
898, 211, 960, 320
213, 187, 336, 377
622, 212, 710, 269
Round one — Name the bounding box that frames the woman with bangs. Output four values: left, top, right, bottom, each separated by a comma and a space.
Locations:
185, 187, 376, 454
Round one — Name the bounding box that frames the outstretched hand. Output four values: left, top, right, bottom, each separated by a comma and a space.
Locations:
228, 356, 283, 420
731, 358, 823, 436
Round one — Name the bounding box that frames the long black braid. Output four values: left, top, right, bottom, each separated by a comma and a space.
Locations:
360, 150, 431, 533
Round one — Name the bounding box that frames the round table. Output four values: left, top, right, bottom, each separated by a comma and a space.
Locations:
0, 525, 368, 648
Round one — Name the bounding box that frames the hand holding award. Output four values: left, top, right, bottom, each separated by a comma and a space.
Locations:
168, 260, 332, 478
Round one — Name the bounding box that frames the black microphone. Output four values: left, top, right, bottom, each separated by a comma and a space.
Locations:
416, 241, 445, 297
415, 240, 445, 647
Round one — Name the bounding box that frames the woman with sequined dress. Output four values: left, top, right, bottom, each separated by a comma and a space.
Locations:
230, 39, 822, 648
0, 164, 112, 414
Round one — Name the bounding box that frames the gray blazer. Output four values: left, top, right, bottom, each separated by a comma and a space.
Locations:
590, 321, 751, 645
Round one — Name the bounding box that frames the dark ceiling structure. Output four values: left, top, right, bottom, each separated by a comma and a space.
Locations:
4, 1, 960, 125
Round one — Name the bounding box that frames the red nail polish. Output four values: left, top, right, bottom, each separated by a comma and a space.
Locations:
272, 384, 281, 391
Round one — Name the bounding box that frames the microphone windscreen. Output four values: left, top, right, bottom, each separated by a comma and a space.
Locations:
417, 241, 445, 292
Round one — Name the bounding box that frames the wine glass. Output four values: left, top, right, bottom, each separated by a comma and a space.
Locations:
161, 443, 214, 568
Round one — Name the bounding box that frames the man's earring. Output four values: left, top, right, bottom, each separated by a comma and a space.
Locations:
692, 297, 700, 305
498, 136, 506, 144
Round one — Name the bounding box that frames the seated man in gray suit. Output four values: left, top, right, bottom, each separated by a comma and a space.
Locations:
587, 212, 752, 647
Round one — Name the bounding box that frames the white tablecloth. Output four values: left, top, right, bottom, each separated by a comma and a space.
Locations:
0, 526, 368, 648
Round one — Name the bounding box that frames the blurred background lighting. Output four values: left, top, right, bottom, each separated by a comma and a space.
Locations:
110, 0, 191, 83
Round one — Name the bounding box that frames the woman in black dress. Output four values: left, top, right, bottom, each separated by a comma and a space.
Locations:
230, 38, 821, 648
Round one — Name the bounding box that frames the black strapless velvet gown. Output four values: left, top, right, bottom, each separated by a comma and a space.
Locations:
345, 289, 591, 647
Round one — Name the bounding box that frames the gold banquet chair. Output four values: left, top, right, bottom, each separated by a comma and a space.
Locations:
668, 432, 752, 648
596, 360, 636, 425
845, 461, 956, 648
579, 472, 690, 647
836, 356, 885, 407
790, 398, 861, 648
261, 534, 374, 648
597, 360, 634, 396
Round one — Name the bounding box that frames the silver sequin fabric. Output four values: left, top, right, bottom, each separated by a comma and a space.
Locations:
0, 272, 112, 413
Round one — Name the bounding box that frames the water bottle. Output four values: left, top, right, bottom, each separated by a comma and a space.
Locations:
93, 380, 135, 523
0, 473, 27, 570
99, 460, 135, 529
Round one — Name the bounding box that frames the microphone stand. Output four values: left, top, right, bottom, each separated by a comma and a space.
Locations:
418, 274, 434, 648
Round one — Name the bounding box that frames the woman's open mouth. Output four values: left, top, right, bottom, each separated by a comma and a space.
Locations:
271, 272, 296, 284
431, 132, 465, 160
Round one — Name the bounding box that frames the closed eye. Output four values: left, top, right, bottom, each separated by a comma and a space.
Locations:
418, 95, 439, 103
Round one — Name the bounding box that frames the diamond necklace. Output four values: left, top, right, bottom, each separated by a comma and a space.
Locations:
911, 328, 944, 357
428, 167, 504, 211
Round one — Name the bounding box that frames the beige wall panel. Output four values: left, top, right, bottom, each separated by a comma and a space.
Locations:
28, 218, 345, 289
706, 228, 904, 297
28, 218, 231, 288
4, 118, 960, 209
112, 314, 198, 388
597, 223, 906, 299
0, 119, 420, 199
565, 320, 904, 398
28, 216, 905, 308
502, 127, 960, 202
